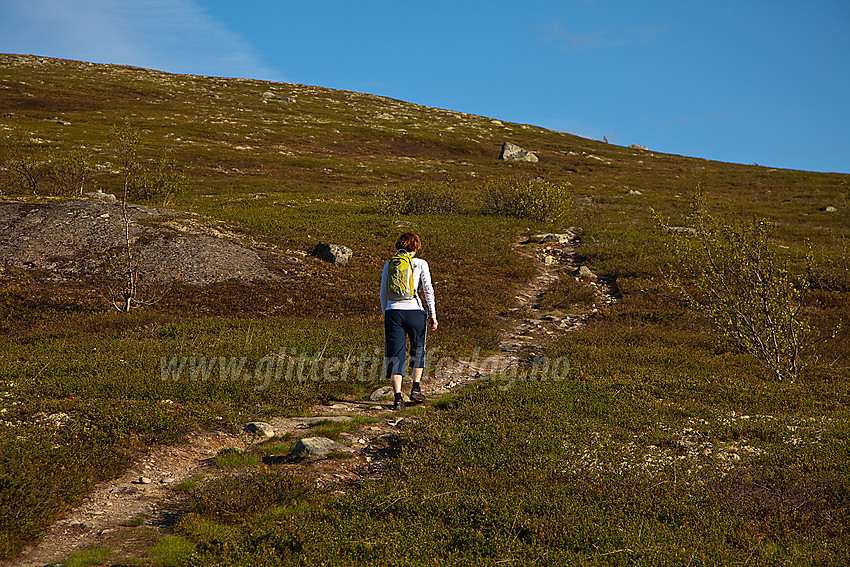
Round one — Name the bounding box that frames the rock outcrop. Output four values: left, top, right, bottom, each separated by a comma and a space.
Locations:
499, 142, 538, 162
0, 199, 284, 285
311, 242, 352, 266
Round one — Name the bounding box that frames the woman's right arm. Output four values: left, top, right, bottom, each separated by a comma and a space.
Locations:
379, 262, 388, 314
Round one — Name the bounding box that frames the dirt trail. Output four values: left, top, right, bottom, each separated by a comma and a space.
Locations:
7, 232, 618, 567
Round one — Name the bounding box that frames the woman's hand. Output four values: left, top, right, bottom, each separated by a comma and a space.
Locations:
429, 317, 439, 331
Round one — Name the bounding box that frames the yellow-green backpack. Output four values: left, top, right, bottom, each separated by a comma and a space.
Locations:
387, 252, 415, 301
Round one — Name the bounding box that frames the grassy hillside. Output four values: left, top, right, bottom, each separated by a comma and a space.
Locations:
1, 54, 849, 565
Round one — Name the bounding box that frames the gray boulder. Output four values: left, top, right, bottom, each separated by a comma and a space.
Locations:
291, 436, 353, 458
499, 142, 538, 162
312, 242, 352, 266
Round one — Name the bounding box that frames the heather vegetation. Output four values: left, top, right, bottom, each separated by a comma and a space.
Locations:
1, 55, 848, 565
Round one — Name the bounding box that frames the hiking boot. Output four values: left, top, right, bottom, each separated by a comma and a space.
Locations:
409, 383, 426, 404
393, 393, 405, 411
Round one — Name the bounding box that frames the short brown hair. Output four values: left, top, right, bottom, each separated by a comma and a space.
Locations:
395, 232, 421, 253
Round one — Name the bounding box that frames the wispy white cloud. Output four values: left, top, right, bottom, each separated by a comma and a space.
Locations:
541, 19, 666, 53
0, 0, 281, 80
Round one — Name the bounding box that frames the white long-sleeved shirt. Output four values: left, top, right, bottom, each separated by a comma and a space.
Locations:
380, 254, 436, 316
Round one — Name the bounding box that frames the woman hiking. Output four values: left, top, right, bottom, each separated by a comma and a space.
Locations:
380, 232, 438, 410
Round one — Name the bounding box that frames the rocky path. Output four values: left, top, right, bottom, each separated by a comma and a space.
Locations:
7, 232, 618, 567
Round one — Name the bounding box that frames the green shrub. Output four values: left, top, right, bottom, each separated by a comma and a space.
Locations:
0, 133, 44, 195
124, 514, 148, 527
212, 447, 258, 469
374, 181, 465, 215
173, 475, 205, 493
658, 186, 819, 382
56, 546, 112, 567
310, 416, 377, 441
131, 156, 189, 203
185, 469, 306, 524
482, 179, 572, 222
539, 273, 598, 310
47, 150, 91, 196
811, 236, 850, 292
258, 440, 295, 455
148, 535, 195, 567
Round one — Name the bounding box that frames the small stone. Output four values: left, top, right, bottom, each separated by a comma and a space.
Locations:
627, 190, 643, 195
138, 476, 152, 485
576, 266, 598, 281
369, 386, 409, 403
664, 226, 698, 235
39, 412, 71, 428
83, 191, 117, 201
534, 233, 574, 243
242, 422, 275, 437
821, 206, 838, 213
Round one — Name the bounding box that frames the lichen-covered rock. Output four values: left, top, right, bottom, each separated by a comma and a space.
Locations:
499, 142, 538, 162
291, 436, 353, 458
311, 242, 352, 266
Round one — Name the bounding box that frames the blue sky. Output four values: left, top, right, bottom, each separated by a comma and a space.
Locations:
2, 0, 848, 173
